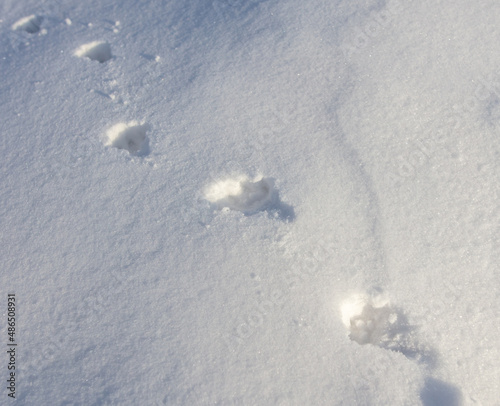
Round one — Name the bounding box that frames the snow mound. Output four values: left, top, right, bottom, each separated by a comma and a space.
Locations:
74, 41, 112, 63
104, 122, 149, 155
12, 15, 43, 34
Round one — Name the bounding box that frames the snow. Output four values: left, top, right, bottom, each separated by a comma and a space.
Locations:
0, 0, 499, 404
204, 176, 275, 213
11, 15, 42, 34
74, 41, 113, 63
104, 121, 150, 155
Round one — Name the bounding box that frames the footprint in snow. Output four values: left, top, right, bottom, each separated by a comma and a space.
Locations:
204, 175, 294, 220
104, 122, 150, 156
341, 292, 435, 366
341, 293, 463, 403
74, 41, 112, 63
12, 15, 43, 34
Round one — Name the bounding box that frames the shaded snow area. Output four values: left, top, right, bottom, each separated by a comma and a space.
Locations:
0, 0, 499, 404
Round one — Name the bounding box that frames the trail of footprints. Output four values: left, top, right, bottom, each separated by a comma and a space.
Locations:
73, 33, 150, 155
12, 10, 438, 394
12, 13, 150, 156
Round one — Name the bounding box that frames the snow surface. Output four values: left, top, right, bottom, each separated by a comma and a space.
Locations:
1, 0, 499, 404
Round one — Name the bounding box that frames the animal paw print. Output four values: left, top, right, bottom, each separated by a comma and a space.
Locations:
104, 122, 150, 155
74, 41, 112, 63
204, 175, 294, 220
12, 15, 43, 34
341, 292, 435, 365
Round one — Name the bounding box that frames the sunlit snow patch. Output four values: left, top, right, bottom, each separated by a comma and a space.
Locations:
104, 122, 149, 155
204, 176, 274, 214
12, 15, 43, 34
74, 41, 112, 63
